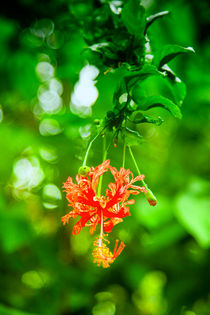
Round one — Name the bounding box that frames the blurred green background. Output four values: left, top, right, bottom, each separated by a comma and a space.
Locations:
0, 0, 209, 314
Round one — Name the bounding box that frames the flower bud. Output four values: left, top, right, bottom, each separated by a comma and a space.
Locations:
78, 166, 90, 176
146, 188, 157, 206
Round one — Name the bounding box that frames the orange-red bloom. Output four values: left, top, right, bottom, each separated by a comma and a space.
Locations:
62, 160, 146, 234
61, 159, 147, 267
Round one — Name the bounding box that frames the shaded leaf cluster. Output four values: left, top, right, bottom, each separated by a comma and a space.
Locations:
72, 0, 195, 145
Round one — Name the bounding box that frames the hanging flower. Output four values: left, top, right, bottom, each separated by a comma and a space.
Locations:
61, 159, 147, 267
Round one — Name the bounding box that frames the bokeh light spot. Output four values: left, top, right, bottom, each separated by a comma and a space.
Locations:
0, 106, 3, 122
70, 64, 99, 117
21, 270, 50, 289
36, 62, 54, 82
39, 147, 57, 163
39, 118, 63, 136
13, 157, 44, 190
38, 87, 62, 114
31, 19, 54, 39
92, 301, 116, 315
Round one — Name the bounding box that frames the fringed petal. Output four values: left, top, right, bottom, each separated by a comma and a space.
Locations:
61, 211, 78, 225
103, 218, 123, 233
62, 160, 147, 241
72, 221, 82, 235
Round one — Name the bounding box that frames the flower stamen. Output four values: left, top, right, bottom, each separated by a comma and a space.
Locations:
92, 210, 125, 268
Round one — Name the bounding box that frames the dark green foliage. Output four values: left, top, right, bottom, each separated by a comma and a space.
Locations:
121, 0, 146, 38
77, 0, 194, 145
136, 95, 182, 119
154, 44, 195, 69
145, 10, 170, 34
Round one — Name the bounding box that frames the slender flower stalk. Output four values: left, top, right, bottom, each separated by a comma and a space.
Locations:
128, 146, 157, 206
97, 135, 107, 197
122, 142, 126, 169
83, 134, 100, 167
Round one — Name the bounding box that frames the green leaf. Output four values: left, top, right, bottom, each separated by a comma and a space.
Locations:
109, 1, 123, 15
121, 0, 146, 38
142, 222, 186, 253
143, 115, 164, 125
125, 64, 161, 89
160, 65, 187, 106
177, 80, 186, 102
154, 45, 195, 69
145, 11, 170, 34
175, 194, 210, 248
125, 64, 160, 79
87, 42, 118, 60
124, 127, 143, 146
87, 42, 109, 53
131, 113, 164, 125
106, 64, 160, 108
113, 80, 127, 106
136, 95, 182, 119
170, 78, 186, 106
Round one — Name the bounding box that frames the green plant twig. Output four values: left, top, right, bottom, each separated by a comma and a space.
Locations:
128, 146, 157, 206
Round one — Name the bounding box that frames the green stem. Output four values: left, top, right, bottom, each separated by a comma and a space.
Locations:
97, 135, 107, 197
83, 134, 100, 166
128, 146, 141, 175
106, 129, 117, 153
128, 146, 157, 206
122, 142, 126, 168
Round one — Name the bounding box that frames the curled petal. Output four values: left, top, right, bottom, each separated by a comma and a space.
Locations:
132, 174, 145, 182
128, 191, 139, 195
62, 176, 73, 189
103, 204, 131, 219
88, 215, 100, 235
61, 212, 78, 225
103, 218, 123, 233
130, 185, 147, 193
124, 199, 135, 205
90, 160, 110, 191
72, 221, 82, 235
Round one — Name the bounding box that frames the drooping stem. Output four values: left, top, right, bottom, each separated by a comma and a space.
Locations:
128, 145, 141, 175
128, 145, 157, 206
102, 133, 107, 161
122, 142, 126, 169
97, 135, 106, 246
83, 134, 100, 166
106, 129, 118, 153
97, 134, 107, 197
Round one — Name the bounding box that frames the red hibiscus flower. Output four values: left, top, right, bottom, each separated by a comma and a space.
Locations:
61, 160, 147, 267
